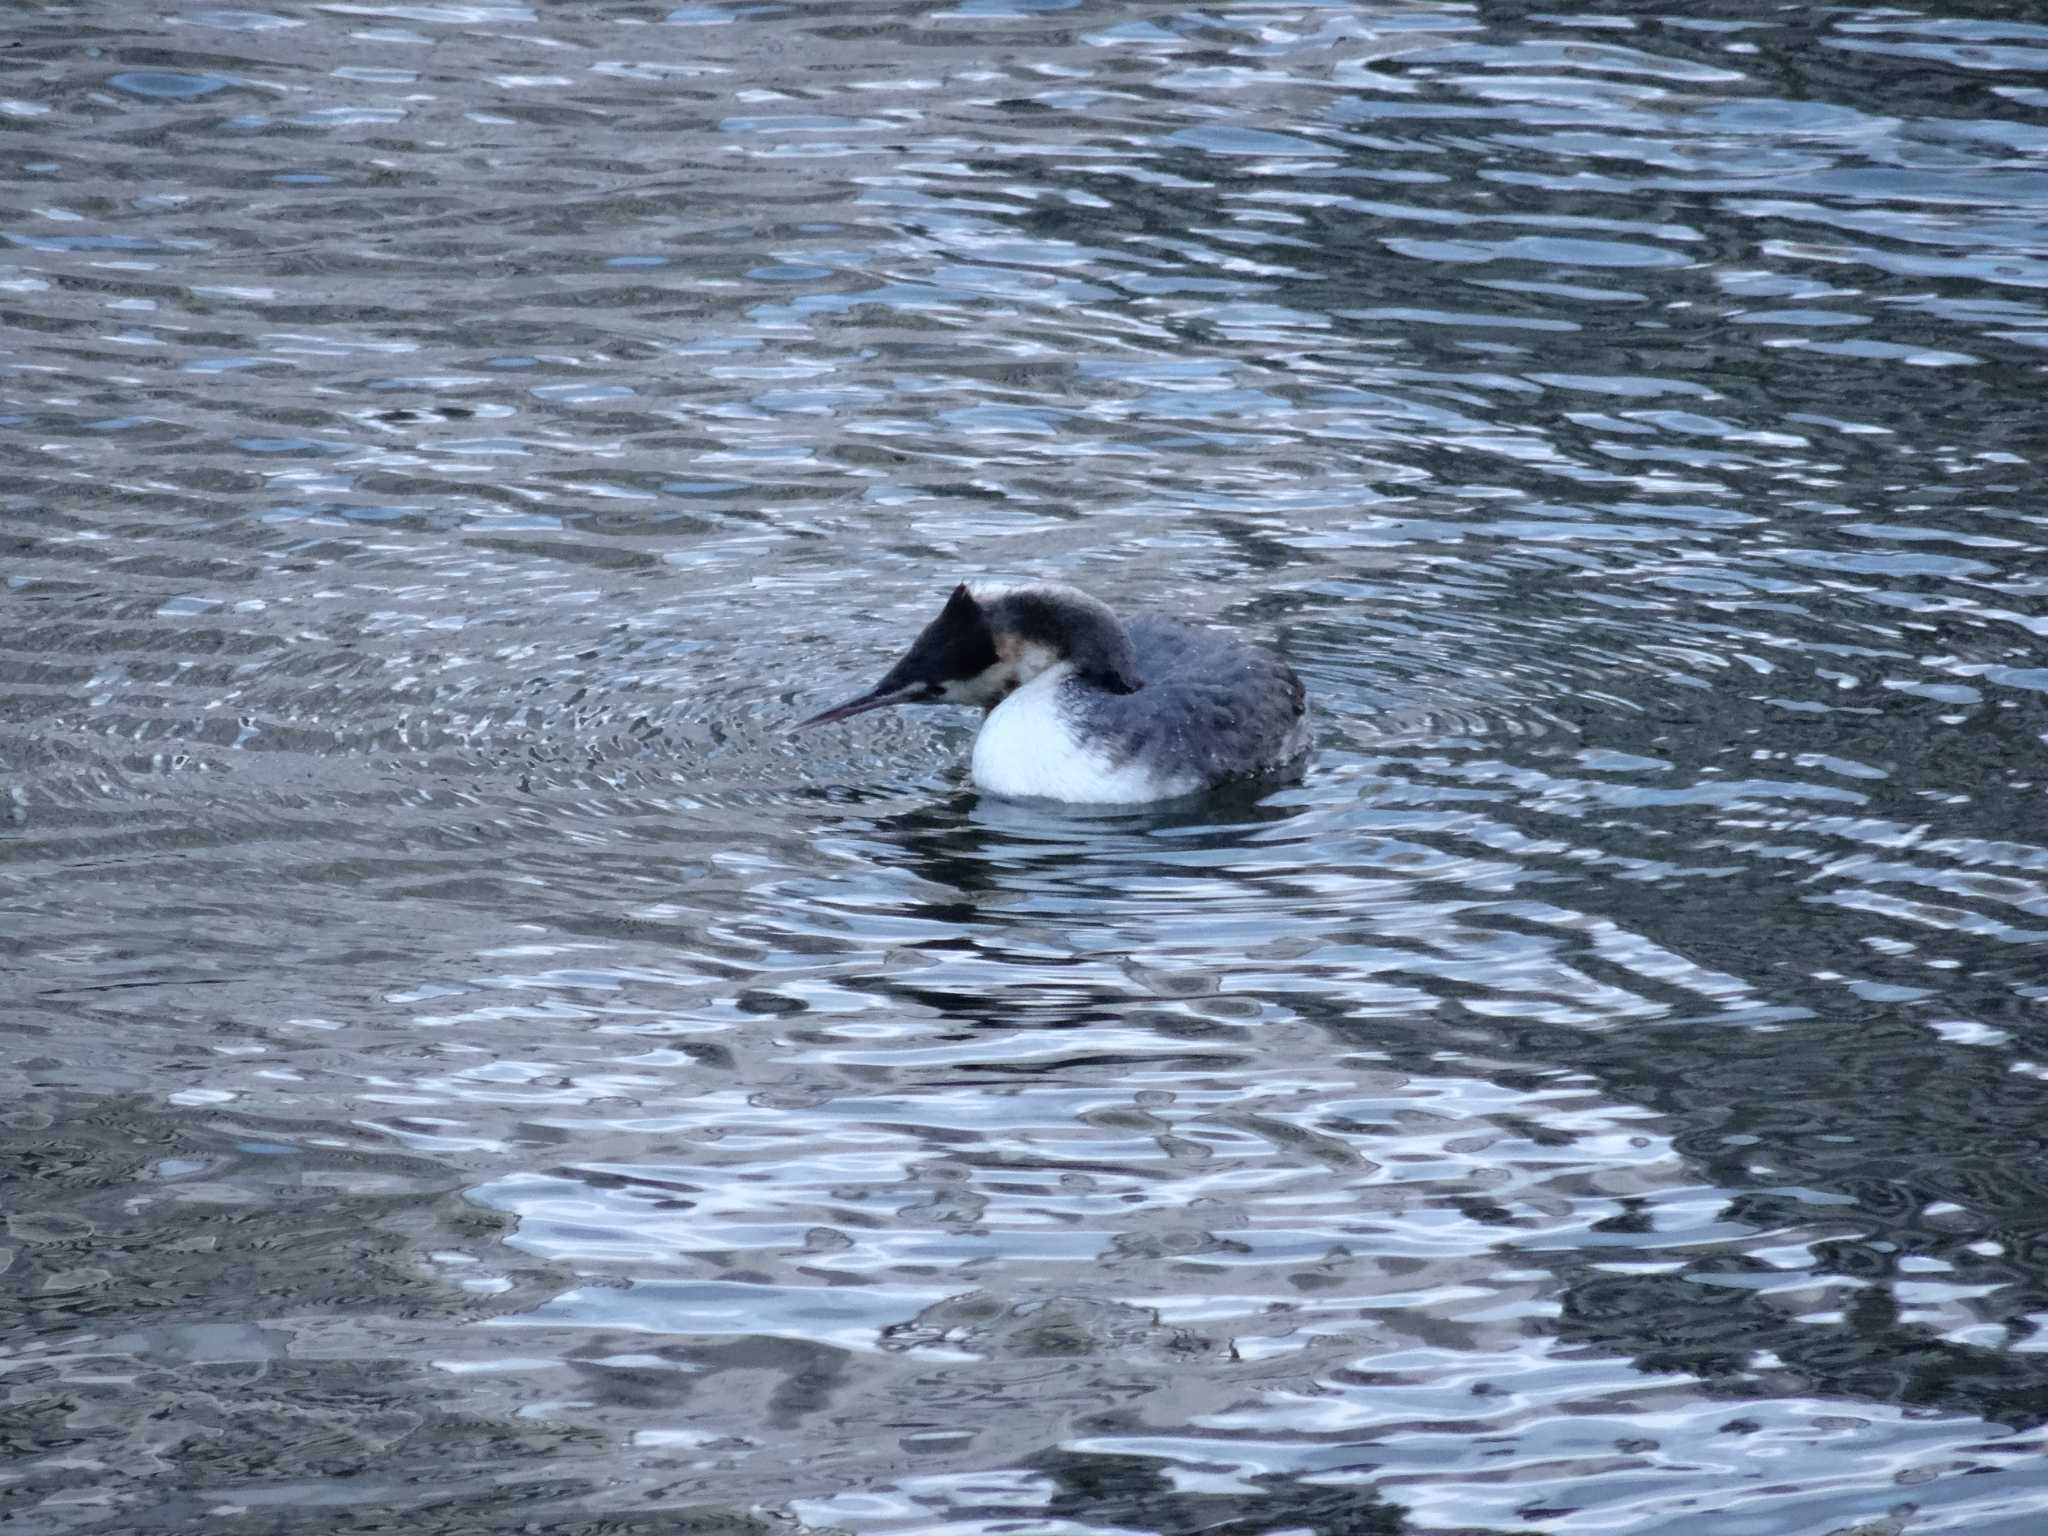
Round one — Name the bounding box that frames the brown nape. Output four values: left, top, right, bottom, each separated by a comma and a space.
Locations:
988, 589, 1141, 694
992, 632, 1057, 676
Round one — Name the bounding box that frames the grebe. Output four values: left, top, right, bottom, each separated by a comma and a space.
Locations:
799, 582, 1309, 803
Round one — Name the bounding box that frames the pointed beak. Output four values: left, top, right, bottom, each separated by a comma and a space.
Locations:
796, 680, 926, 730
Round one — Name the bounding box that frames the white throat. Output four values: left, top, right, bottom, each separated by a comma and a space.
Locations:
937, 635, 1060, 710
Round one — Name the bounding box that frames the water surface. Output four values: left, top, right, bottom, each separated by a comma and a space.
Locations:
5, 3, 2048, 1533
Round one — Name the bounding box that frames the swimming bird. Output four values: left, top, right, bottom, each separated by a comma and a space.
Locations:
799, 582, 1309, 803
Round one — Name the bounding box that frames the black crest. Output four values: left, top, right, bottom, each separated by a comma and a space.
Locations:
882, 583, 998, 689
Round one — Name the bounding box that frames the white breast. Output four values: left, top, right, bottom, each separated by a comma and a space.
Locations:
968, 665, 1195, 804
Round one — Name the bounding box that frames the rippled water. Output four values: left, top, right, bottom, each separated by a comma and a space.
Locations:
6, 3, 2048, 1532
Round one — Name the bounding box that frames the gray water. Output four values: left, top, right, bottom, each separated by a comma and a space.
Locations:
4, 3, 2047, 1533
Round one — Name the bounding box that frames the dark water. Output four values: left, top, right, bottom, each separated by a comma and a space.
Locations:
5, 2, 2048, 1532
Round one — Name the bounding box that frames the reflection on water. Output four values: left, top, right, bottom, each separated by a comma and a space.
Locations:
4, 2, 2048, 1532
